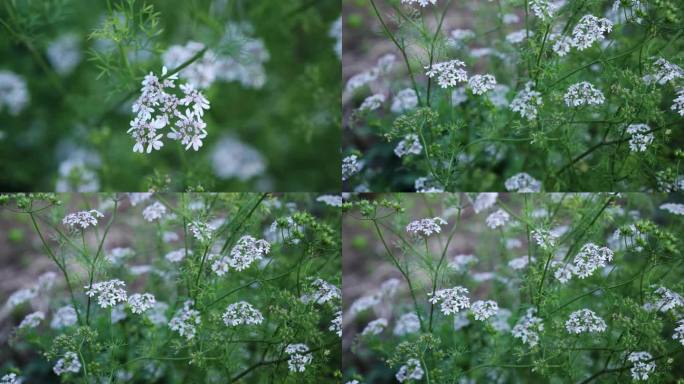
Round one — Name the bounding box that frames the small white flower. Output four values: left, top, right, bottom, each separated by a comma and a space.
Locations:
210, 136, 266, 181
508, 255, 534, 270
672, 319, 684, 346
330, 310, 342, 337
1, 373, 23, 384
406, 217, 447, 237
401, 0, 437, 7
627, 351, 655, 381
572, 243, 613, 278
0, 70, 29, 115
302, 278, 341, 305
316, 195, 343, 207
53, 351, 81, 376
106, 247, 134, 264
660, 203, 684, 215
649, 58, 684, 85
165, 248, 191, 263
471, 300, 499, 321
425, 60, 468, 89
571, 15, 613, 50
46, 33, 82, 76
510, 82, 543, 120
285, 344, 312, 373
530, 0, 558, 20
168, 300, 201, 340
486, 209, 510, 229
565, 309, 607, 334
468, 74, 497, 95
652, 285, 684, 313
394, 134, 423, 158
142, 201, 167, 222
396, 358, 424, 382
85, 279, 127, 308
551, 34, 572, 56
505, 172, 542, 192
506, 30, 528, 44
428, 286, 471, 315
145, 301, 169, 325
512, 308, 544, 347
228, 235, 271, 271
18, 311, 45, 329
62, 210, 104, 230
532, 229, 558, 250
222, 301, 264, 326
449, 254, 478, 273
51, 306, 78, 329
359, 94, 385, 111
189, 220, 216, 242
564, 81, 605, 107
342, 155, 361, 182
127, 293, 156, 314
391, 88, 419, 114
625, 124, 654, 152
394, 312, 421, 336
362, 318, 388, 336
472, 193, 498, 213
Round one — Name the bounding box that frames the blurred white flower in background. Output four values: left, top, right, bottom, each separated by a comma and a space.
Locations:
210, 135, 266, 181
0, 70, 29, 115
47, 33, 82, 76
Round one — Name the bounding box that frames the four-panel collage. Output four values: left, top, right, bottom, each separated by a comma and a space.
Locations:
1, 0, 684, 383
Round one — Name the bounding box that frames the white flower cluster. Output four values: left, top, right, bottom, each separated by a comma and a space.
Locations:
1, 373, 23, 384
652, 285, 684, 313
509, 255, 535, 270
162, 25, 269, 90
512, 308, 544, 347
85, 279, 127, 308
106, 247, 134, 264
317, 195, 343, 207
342, 155, 361, 181
425, 60, 468, 89
486, 209, 510, 229
394, 134, 423, 158
0, 70, 29, 115
627, 352, 655, 381
472, 193, 498, 213
165, 248, 191, 263
415, 177, 445, 193
169, 300, 201, 340
506, 30, 528, 44
228, 235, 270, 271
222, 301, 264, 327
510, 82, 543, 120
406, 217, 447, 237
359, 94, 385, 111
626, 124, 654, 152
449, 254, 478, 272
573, 243, 614, 278
396, 358, 424, 382
428, 286, 471, 315
468, 74, 497, 95
303, 278, 341, 305
564, 81, 605, 107
362, 318, 388, 336
62, 210, 104, 230
127, 293, 156, 314
53, 351, 81, 376
142, 201, 167, 222
530, 0, 558, 20
18, 311, 45, 329
47, 33, 82, 76
672, 319, 684, 346
553, 262, 575, 284
189, 220, 216, 242
648, 58, 684, 85
129, 66, 210, 153
401, 0, 437, 7
565, 309, 607, 334
394, 312, 421, 336
51, 305, 78, 329
210, 135, 266, 181
391, 88, 419, 114
330, 310, 342, 337
471, 300, 499, 321
660, 203, 684, 215
571, 15, 613, 50
551, 34, 573, 56
672, 87, 684, 116
285, 343, 312, 373
344, 54, 396, 98
532, 229, 558, 250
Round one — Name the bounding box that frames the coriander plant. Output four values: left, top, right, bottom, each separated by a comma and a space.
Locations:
342, 0, 684, 192
0, 192, 341, 382
342, 192, 684, 383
